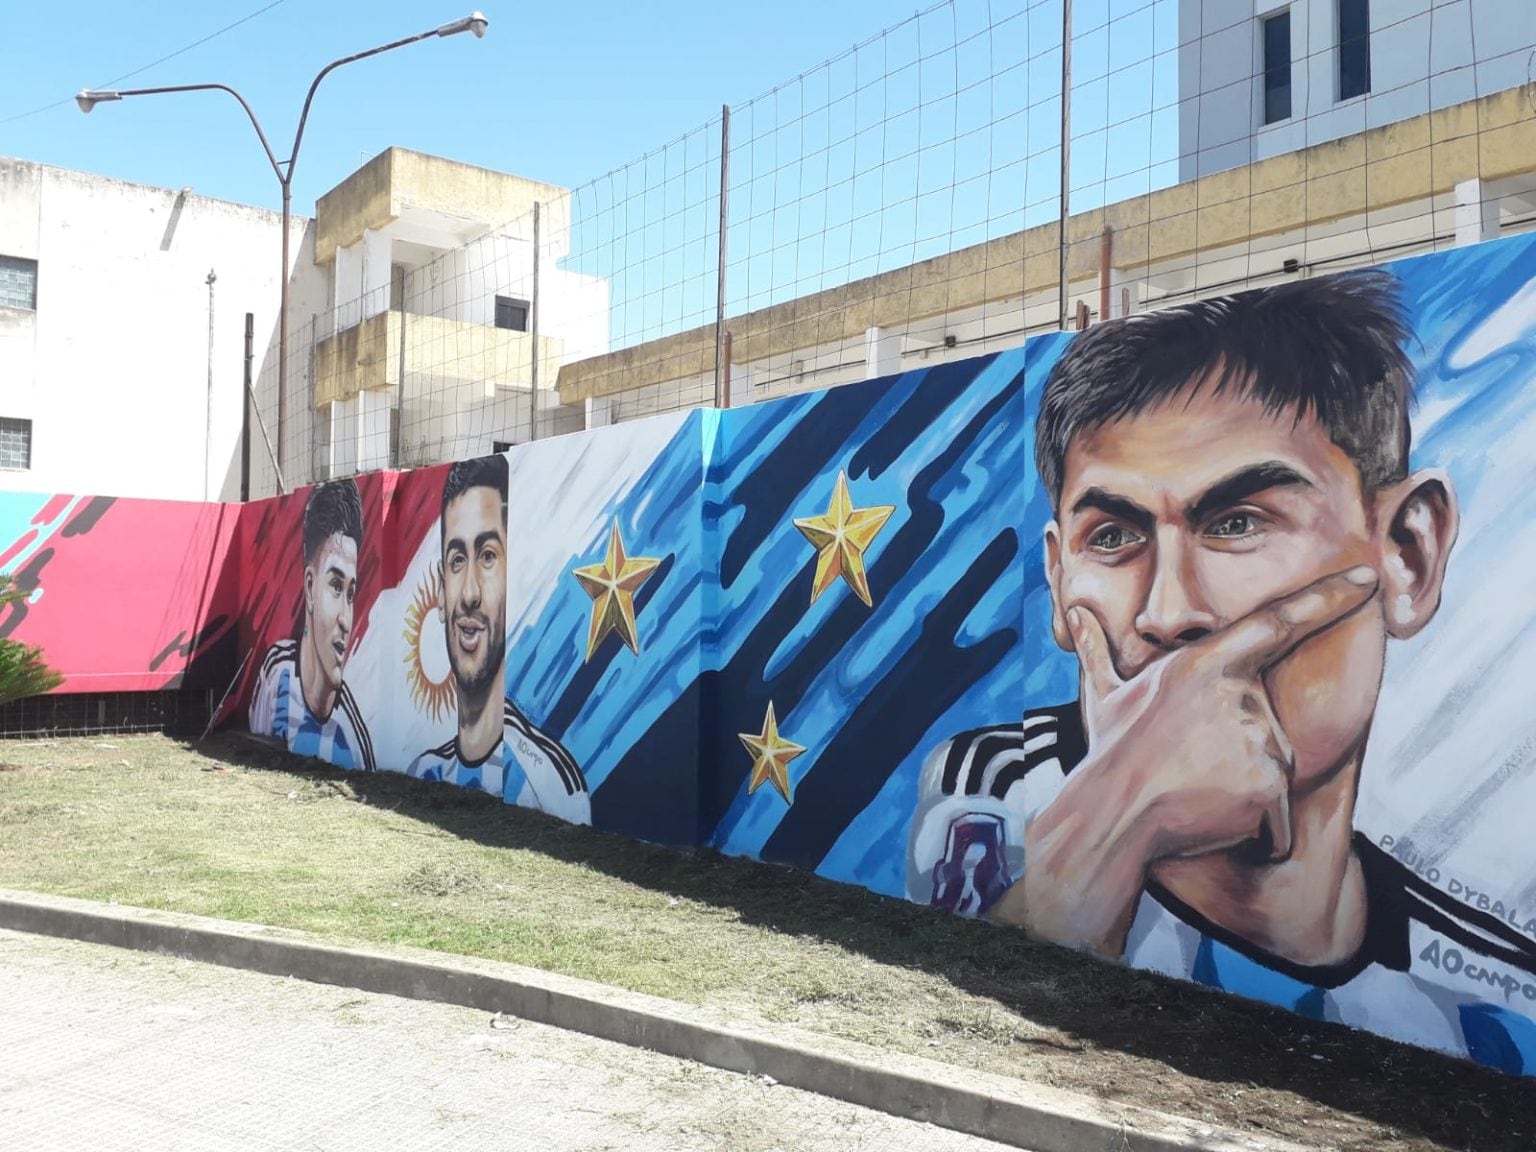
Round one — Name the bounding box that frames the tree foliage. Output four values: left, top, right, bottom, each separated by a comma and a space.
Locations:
0, 576, 63, 705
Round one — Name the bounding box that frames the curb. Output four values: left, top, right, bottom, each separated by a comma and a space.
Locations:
0, 889, 1306, 1152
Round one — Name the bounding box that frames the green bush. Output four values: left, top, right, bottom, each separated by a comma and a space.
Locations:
0, 576, 63, 705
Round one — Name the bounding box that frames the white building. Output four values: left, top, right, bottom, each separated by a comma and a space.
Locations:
1177, 0, 1536, 180
0, 149, 609, 503
0, 158, 322, 501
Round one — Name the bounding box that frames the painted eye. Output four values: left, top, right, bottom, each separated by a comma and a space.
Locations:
1206, 512, 1257, 538
1088, 525, 1141, 553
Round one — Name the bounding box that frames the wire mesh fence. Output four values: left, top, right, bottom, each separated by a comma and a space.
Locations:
248, 0, 1536, 497
0, 690, 216, 739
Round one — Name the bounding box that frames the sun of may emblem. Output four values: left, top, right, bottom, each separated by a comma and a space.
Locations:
403, 562, 455, 722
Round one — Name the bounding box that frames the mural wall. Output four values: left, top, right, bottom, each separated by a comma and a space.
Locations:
12, 231, 1533, 1077
0, 493, 239, 692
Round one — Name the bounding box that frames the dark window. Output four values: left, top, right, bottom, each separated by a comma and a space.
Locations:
1265, 10, 1290, 125
0, 417, 32, 470
1262, 10, 1293, 125
1338, 0, 1371, 100
494, 295, 529, 332
0, 256, 37, 311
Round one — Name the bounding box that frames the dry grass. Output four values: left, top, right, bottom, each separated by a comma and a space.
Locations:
0, 733, 1531, 1151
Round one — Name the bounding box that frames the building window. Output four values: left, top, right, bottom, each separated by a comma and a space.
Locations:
1261, 10, 1293, 125
494, 295, 530, 332
0, 418, 32, 470
1338, 0, 1371, 101
0, 256, 37, 311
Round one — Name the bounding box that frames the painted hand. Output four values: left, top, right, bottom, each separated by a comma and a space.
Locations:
1070, 565, 1379, 864
1008, 565, 1378, 957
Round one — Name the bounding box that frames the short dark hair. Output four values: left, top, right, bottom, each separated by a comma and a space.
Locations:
1034, 271, 1416, 506
302, 479, 364, 567
440, 453, 509, 528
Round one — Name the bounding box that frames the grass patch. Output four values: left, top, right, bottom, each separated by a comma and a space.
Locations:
0, 732, 1530, 1151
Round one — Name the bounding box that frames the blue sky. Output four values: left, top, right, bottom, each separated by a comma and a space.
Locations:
1, 1, 946, 212
0, 0, 1181, 344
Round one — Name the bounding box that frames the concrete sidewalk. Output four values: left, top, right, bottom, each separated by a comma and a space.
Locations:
0, 889, 1306, 1152
0, 928, 1025, 1152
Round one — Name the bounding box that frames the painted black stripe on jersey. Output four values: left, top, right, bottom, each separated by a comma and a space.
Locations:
963, 731, 1032, 796
987, 739, 1064, 799
261, 639, 297, 677
940, 724, 1022, 795
505, 698, 585, 795
1402, 888, 1536, 975
536, 733, 584, 794
983, 703, 1087, 798
337, 685, 376, 772
1360, 838, 1536, 966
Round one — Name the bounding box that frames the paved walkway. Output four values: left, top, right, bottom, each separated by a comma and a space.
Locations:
0, 928, 1025, 1152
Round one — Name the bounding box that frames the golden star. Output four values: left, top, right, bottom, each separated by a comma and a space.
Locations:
738, 701, 805, 804
792, 470, 895, 607
572, 520, 662, 661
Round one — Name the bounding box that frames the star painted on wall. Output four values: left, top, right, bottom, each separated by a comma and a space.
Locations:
572, 519, 662, 661
738, 701, 805, 804
792, 470, 895, 608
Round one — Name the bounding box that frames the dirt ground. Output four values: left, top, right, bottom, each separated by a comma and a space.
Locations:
0, 732, 1532, 1151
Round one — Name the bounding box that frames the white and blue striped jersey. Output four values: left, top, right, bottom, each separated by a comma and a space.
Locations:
907, 704, 1536, 1077
407, 698, 591, 826
247, 639, 376, 773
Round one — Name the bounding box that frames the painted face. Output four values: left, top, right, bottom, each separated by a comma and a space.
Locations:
1048, 386, 1390, 796
440, 486, 508, 703
304, 532, 359, 695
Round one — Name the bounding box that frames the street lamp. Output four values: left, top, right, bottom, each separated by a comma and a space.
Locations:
76, 12, 489, 493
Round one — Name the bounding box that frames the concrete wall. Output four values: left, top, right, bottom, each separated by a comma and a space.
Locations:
1177, 0, 1536, 180
237, 231, 1536, 1077
0, 157, 327, 503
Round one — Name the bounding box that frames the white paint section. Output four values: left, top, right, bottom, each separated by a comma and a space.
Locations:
865, 326, 902, 380
0, 158, 327, 502
1454, 178, 1500, 246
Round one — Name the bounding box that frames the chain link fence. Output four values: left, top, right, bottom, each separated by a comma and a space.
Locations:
248, 0, 1536, 496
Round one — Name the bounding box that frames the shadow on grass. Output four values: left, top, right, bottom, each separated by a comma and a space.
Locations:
183, 732, 1532, 1151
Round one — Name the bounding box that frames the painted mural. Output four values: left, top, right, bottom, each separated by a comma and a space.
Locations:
0, 492, 239, 692
216, 228, 1536, 1076
907, 249, 1536, 1076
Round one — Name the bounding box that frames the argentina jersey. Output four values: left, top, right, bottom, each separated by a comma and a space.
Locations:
907, 702, 1536, 1076
407, 697, 592, 826
247, 640, 377, 773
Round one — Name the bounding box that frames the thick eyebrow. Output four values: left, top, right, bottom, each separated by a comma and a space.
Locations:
325, 564, 350, 583
473, 529, 504, 554
1186, 462, 1314, 526
1070, 488, 1155, 534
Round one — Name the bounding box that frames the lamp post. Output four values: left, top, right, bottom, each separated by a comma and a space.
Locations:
78, 12, 489, 493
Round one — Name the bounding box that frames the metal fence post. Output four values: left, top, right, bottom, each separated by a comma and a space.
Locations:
530, 201, 541, 441
714, 105, 731, 409
1058, 0, 1073, 332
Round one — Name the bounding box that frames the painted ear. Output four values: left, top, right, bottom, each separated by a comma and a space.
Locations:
436, 560, 447, 624
303, 565, 315, 618
1044, 522, 1073, 652
1377, 468, 1459, 640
